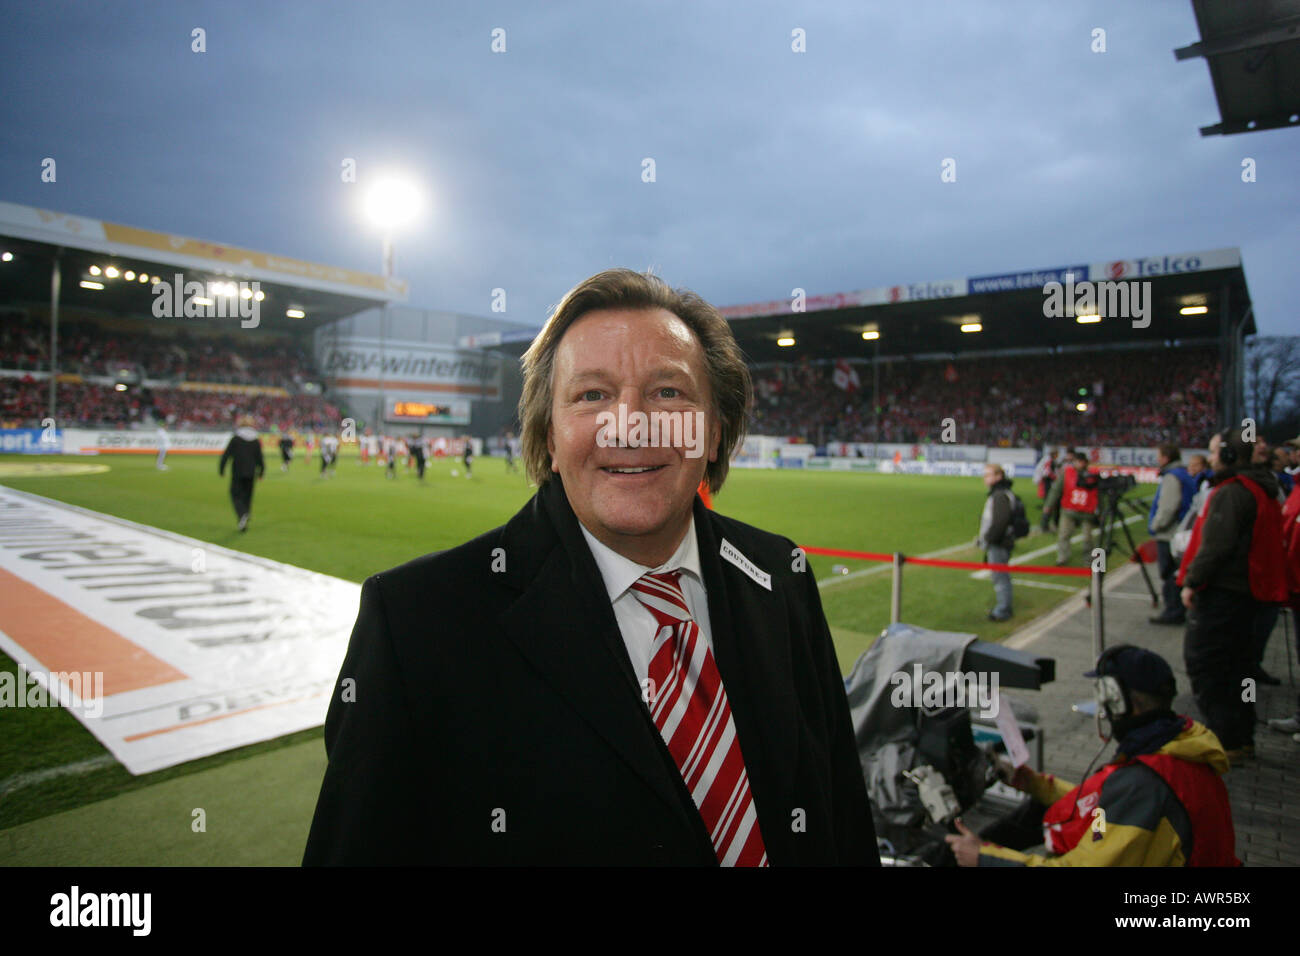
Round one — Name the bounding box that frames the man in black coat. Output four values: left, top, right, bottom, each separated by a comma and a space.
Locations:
303, 269, 878, 866
219, 415, 264, 532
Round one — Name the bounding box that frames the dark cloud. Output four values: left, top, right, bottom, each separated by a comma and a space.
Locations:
1, 1, 1294, 332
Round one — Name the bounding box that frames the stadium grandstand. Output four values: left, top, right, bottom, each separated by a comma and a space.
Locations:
722, 248, 1250, 452
475, 248, 1253, 467
0, 201, 533, 445
0, 195, 1257, 470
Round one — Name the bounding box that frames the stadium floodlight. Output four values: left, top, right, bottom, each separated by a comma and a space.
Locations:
79, 280, 104, 290
150, 275, 160, 284
959, 323, 982, 333
862, 330, 879, 340
138, 273, 149, 283
254, 289, 265, 301
89, 265, 101, 275
286, 308, 306, 319
240, 287, 253, 299
777, 334, 795, 347
124, 270, 135, 281
193, 296, 214, 307
1, 251, 12, 262
104, 266, 119, 278
363, 176, 423, 232
114, 383, 128, 392
1075, 402, 1088, 412
363, 173, 425, 277
1180, 305, 1208, 315
1076, 314, 1101, 323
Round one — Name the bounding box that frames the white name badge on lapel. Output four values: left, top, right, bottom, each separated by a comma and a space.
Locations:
720, 538, 772, 591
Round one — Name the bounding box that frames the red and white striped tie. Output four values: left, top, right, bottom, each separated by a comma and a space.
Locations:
630, 570, 768, 866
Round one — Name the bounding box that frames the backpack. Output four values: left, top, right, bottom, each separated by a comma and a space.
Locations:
1005, 489, 1030, 540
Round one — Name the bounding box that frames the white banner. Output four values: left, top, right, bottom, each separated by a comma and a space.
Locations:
0, 487, 359, 774
1093, 446, 1210, 467
320, 337, 502, 400
61, 428, 233, 455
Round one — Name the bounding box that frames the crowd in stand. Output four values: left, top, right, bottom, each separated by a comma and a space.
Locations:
0, 377, 340, 431
0, 311, 336, 430
0, 312, 316, 386
749, 348, 1220, 447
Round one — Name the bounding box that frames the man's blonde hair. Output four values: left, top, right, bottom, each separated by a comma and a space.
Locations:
518, 269, 752, 494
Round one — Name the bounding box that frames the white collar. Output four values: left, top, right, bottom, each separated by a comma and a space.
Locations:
579, 515, 704, 604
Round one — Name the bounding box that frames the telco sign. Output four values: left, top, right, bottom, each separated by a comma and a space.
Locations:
1100, 255, 1209, 279
887, 279, 967, 302
0, 429, 60, 454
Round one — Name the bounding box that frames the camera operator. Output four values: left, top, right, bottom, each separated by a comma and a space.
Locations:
944, 645, 1238, 867
1044, 450, 1099, 566
1177, 429, 1288, 764
1148, 443, 1198, 626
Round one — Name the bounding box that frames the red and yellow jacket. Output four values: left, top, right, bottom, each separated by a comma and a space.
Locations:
979, 719, 1238, 867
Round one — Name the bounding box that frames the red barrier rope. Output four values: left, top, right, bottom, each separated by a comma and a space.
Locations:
799, 545, 1093, 578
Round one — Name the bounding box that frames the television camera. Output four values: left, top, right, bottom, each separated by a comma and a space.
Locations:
845, 622, 1055, 866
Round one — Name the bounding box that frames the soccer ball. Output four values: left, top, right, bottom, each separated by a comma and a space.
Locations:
451, 469, 459, 477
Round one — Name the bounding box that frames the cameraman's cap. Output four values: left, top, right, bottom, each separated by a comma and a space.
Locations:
1085, 645, 1176, 696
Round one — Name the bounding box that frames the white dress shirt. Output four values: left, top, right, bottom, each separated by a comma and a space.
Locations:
578, 517, 713, 687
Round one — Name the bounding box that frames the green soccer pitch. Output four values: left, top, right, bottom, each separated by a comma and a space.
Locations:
0, 448, 1148, 864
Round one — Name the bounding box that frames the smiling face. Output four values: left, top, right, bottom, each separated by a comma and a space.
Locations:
548, 307, 721, 567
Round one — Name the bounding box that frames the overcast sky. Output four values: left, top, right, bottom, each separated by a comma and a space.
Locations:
1, 1, 1296, 335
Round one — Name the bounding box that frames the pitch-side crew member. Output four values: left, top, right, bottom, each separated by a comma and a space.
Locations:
219, 415, 264, 532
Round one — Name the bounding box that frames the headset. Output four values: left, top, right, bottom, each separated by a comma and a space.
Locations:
1216, 429, 1238, 466
1092, 644, 1132, 724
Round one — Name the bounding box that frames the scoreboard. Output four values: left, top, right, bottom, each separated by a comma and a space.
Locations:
387, 400, 470, 425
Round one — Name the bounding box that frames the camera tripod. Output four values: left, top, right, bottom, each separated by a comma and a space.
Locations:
1096, 489, 1159, 607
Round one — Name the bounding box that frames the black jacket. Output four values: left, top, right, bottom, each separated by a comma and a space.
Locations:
303, 477, 879, 865
219, 428, 265, 480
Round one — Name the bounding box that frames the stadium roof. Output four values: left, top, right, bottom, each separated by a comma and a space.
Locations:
0, 200, 406, 334
720, 247, 1255, 364
1175, 0, 1300, 136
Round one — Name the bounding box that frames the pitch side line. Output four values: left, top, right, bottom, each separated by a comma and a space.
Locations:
0, 754, 118, 797
815, 512, 1144, 589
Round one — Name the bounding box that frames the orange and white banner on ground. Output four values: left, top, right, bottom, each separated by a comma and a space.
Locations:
0, 487, 360, 775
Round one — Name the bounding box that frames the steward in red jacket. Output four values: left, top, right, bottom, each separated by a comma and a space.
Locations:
1176, 430, 1284, 762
